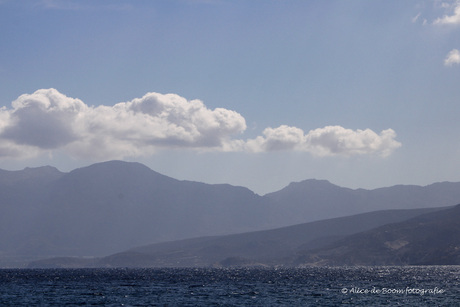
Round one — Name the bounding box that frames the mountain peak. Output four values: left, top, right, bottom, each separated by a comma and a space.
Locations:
74, 160, 151, 171
283, 179, 337, 191
0, 165, 63, 185
58, 160, 179, 192
297, 178, 333, 186
23, 165, 62, 174
70, 160, 169, 178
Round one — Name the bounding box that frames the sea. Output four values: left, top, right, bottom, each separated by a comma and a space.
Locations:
0, 266, 459, 306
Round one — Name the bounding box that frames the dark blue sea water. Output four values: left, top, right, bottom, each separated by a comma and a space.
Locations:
0, 266, 459, 306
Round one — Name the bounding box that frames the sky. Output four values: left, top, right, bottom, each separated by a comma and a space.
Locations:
0, 0, 460, 195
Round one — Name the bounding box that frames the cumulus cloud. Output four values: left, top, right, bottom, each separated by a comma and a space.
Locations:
444, 49, 460, 66
245, 125, 401, 157
2, 89, 86, 148
0, 89, 246, 159
245, 125, 306, 152
433, 2, 460, 25
304, 126, 401, 157
0, 88, 401, 160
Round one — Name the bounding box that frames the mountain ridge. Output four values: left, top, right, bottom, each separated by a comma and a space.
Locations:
2, 160, 460, 266
27, 206, 450, 268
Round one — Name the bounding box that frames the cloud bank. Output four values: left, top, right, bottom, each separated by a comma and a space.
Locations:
0, 89, 401, 159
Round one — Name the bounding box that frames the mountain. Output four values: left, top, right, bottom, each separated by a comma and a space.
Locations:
0, 166, 65, 264
0, 161, 273, 260
2, 160, 460, 266
264, 179, 460, 223
294, 205, 460, 266
27, 206, 447, 268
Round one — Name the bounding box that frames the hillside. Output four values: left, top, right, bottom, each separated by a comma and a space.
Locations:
28, 206, 446, 268
294, 205, 460, 266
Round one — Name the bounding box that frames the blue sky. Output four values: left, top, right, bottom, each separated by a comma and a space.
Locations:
1, 0, 460, 194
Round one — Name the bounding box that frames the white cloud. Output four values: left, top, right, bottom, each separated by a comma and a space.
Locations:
75, 92, 247, 158
444, 49, 460, 66
412, 12, 421, 23
0, 89, 401, 160
0, 89, 246, 159
245, 125, 401, 157
304, 126, 401, 157
245, 125, 306, 152
2, 89, 87, 149
433, 2, 460, 25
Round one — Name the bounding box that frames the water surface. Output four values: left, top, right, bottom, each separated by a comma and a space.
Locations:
1, 266, 458, 306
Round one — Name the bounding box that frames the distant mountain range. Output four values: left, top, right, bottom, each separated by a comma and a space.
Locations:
28, 206, 453, 268
2, 160, 460, 267
1, 161, 271, 261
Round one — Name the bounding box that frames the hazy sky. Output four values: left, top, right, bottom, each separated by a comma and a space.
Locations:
1, 0, 460, 194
